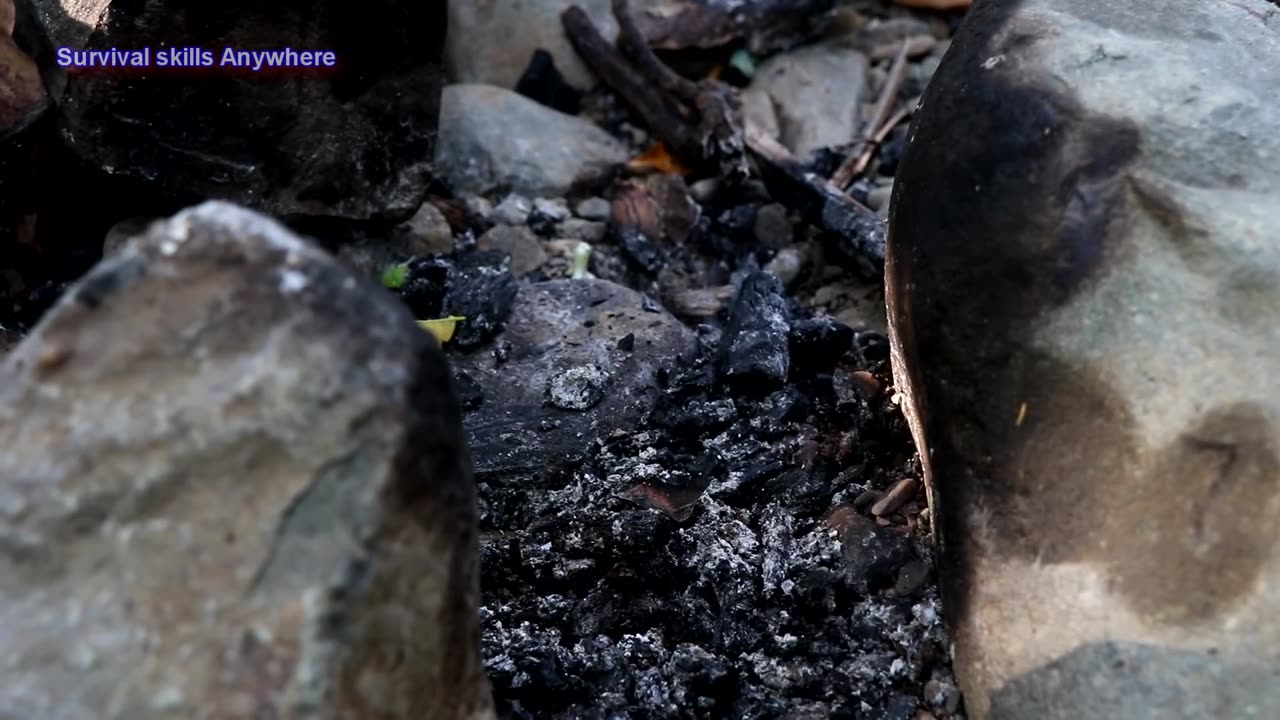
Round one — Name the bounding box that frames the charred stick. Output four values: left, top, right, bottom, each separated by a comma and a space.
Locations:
611, 0, 699, 105
744, 120, 885, 267
562, 5, 703, 161
694, 80, 749, 182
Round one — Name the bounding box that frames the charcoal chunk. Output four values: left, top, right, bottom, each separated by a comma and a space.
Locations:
789, 316, 855, 368
444, 252, 518, 346
718, 272, 791, 393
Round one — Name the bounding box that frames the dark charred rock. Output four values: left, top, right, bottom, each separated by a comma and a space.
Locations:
454, 370, 485, 409
526, 206, 560, 237
452, 279, 695, 481
719, 271, 791, 393
652, 397, 737, 437
716, 204, 758, 238
400, 257, 450, 318
853, 330, 891, 369
790, 316, 855, 368
444, 251, 519, 347
766, 386, 810, 427
395, 251, 517, 346
31, 0, 448, 220
616, 226, 664, 273
828, 506, 916, 596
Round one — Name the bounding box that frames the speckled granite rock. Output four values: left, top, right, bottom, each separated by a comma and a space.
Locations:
0, 201, 493, 720
887, 1, 1280, 718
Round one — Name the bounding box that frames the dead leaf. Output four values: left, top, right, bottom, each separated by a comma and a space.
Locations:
618, 481, 706, 522
611, 180, 663, 241
626, 142, 694, 176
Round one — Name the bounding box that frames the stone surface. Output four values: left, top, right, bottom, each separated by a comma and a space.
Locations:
886, 1, 1280, 718
1, 0, 45, 134
436, 84, 628, 197
574, 196, 612, 221
394, 200, 456, 256
492, 194, 533, 226
0, 201, 493, 719
30, 0, 446, 220
445, 0, 618, 91
102, 216, 153, 257
475, 224, 547, 276
555, 218, 607, 243
451, 278, 695, 481
742, 41, 869, 159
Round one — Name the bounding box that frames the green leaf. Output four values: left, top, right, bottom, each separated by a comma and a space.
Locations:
380, 262, 410, 289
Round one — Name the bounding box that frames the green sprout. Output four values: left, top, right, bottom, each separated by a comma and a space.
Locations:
571, 242, 593, 280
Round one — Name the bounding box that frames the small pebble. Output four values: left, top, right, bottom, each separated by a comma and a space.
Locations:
893, 559, 930, 597
533, 197, 571, 222
669, 286, 733, 320
475, 225, 547, 276
763, 247, 807, 286
574, 197, 612, 221
871, 478, 920, 517
850, 370, 882, 399
752, 203, 793, 250
392, 200, 455, 256
462, 195, 494, 223
493, 194, 533, 226
557, 218, 607, 243
689, 178, 720, 203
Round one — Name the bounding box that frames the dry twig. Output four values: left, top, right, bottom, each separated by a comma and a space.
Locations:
832, 39, 912, 189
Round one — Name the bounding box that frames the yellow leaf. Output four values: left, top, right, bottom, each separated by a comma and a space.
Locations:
417, 316, 465, 344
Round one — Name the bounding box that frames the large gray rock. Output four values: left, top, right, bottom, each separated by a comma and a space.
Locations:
742, 40, 869, 159
445, 0, 617, 90
28, 0, 447, 220
886, 1, 1280, 718
0, 202, 493, 720
436, 84, 628, 197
